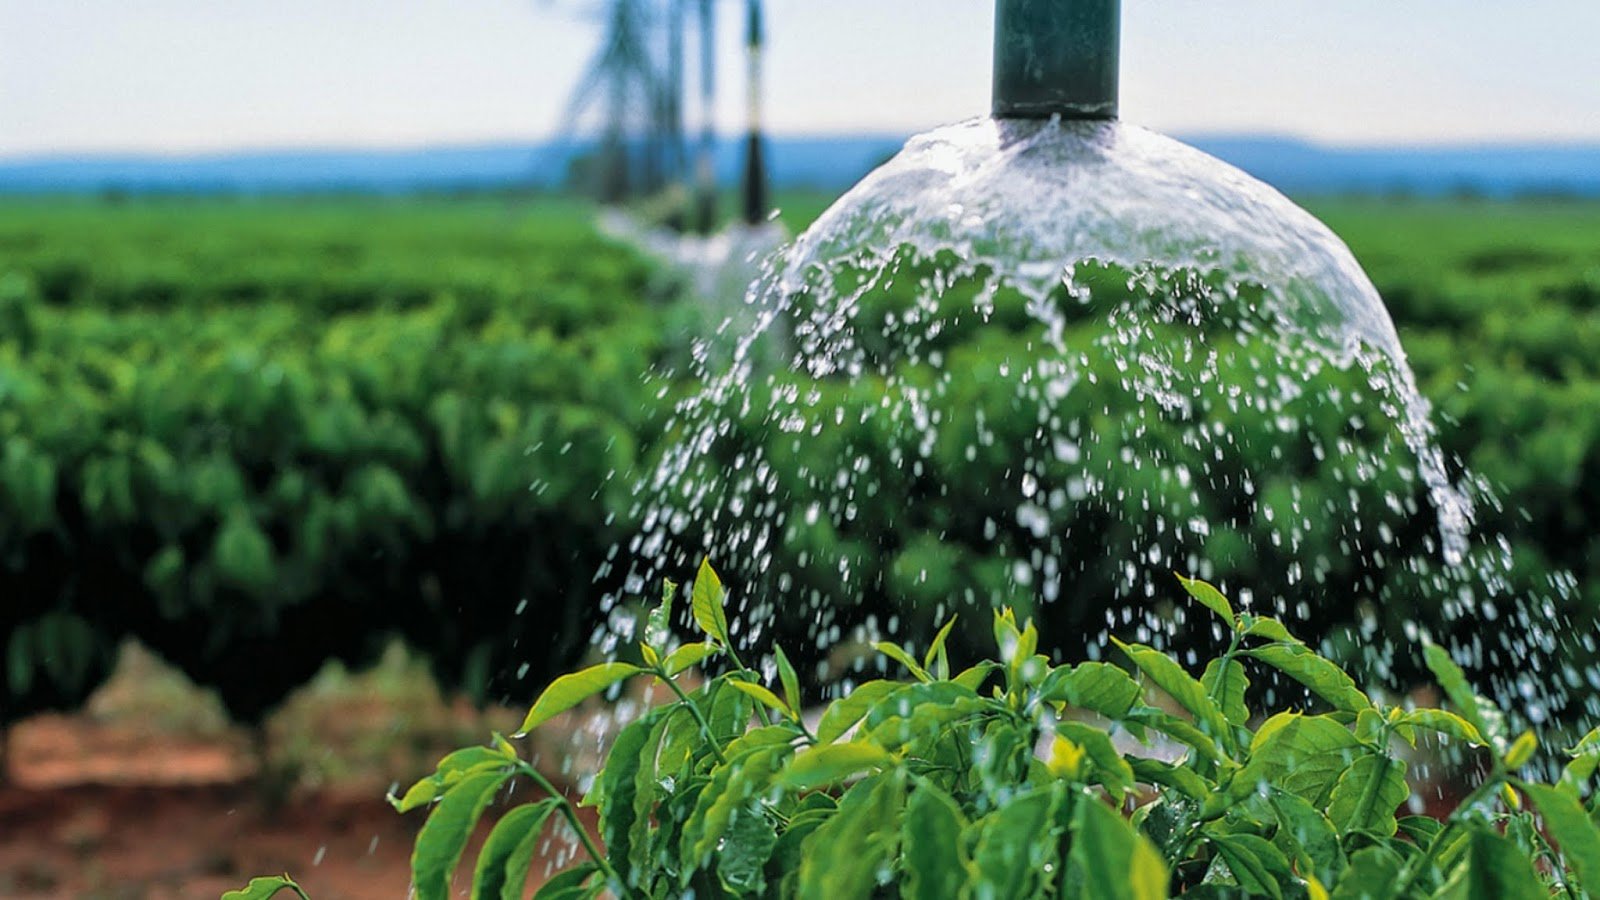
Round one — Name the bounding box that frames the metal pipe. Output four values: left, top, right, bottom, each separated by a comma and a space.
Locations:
741, 0, 769, 226
992, 0, 1119, 120
695, 0, 718, 234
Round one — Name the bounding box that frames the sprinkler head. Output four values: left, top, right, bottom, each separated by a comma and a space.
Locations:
993, 0, 1120, 120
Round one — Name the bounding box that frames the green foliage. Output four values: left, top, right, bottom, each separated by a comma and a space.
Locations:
0, 199, 687, 725
240, 568, 1600, 899
10, 196, 1600, 740
220, 875, 309, 900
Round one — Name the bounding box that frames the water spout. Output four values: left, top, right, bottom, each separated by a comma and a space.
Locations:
993, 0, 1119, 120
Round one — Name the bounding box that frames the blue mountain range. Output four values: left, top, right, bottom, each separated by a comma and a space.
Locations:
2, 134, 1597, 198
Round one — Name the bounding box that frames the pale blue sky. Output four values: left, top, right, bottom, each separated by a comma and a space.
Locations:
3, 1, 1598, 157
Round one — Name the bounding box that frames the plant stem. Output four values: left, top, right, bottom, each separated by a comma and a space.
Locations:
1394, 771, 1503, 894
722, 648, 776, 728
656, 668, 730, 765
522, 765, 628, 893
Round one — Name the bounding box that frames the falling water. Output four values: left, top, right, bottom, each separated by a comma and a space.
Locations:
601, 116, 1584, 729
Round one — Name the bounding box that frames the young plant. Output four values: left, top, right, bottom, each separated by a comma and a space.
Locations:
226, 564, 1600, 899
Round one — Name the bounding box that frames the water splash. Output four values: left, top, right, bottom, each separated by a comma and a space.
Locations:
605, 116, 1574, 723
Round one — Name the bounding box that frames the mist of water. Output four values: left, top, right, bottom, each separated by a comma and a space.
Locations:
596, 116, 1586, 732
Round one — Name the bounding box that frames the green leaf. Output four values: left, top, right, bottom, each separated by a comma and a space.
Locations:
1520, 782, 1600, 891
591, 707, 668, 876
1056, 720, 1137, 801
530, 863, 600, 900
1395, 709, 1487, 747
691, 558, 731, 646
953, 661, 1001, 692
221, 876, 309, 900
1439, 827, 1546, 900
662, 642, 720, 677
1202, 657, 1251, 727
1114, 639, 1231, 741
902, 783, 972, 900
517, 662, 642, 735
391, 746, 513, 813
412, 769, 514, 900
1242, 616, 1298, 644
972, 783, 1066, 900
797, 773, 905, 900
873, 641, 932, 682
645, 578, 676, 648
1245, 643, 1373, 715
816, 680, 902, 743
471, 799, 559, 900
781, 742, 895, 791
1329, 845, 1404, 900
1128, 757, 1214, 802
1066, 793, 1170, 900
1235, 713, 1361, 806
684, 735, 793, 867
1567, 725, 1600, 758
1562, 754, 1600, 796
865, 691, 990, 753
1422, 643, 1489, 739
1125, 708, 1226, 764
728, 679, 792, 717
1039, 662, 1143, 719
774, 645, 802, 714
924, 615, 958, 678
1326, 754, 1407, 837
1176, 573, 1234, 624
1503, 730, 1537, 769
1209, 832, 1292, 900
1268, 788, 1346, 888
717, 801, 780, 893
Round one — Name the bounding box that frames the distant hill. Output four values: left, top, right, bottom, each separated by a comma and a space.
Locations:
2, 133, 1598, 199
1182, 136, 1600, 198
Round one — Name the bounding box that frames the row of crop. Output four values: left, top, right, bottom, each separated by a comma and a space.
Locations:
655, 262, 1577, 705
6, 200, 1600, 737
0, 219, 694, 728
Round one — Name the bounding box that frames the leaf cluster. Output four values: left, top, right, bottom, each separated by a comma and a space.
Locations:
238, 564, 1600, 899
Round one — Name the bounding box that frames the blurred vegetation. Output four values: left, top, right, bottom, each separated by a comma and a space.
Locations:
0, 197, 698, 730
2, 194, 1599, 738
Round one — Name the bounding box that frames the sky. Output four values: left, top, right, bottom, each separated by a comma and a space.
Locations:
3, 0, 1599, 158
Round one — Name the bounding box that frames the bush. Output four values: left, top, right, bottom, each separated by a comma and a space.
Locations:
230, 564, 1600, 899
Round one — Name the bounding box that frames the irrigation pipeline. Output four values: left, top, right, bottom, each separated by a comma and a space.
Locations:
993, 0, 1120, 120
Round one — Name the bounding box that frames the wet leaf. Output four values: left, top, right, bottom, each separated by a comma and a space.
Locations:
781, 742, 895, 790
774, 645, 802, 714
691, 558, 731, 646
902, 782, 972, 900
517, 662, 642, 735
1246, 643, 1373, 716
816, 680, 902, 743
1176, 573, 1234, 624
728, 679, 792, 717
1519, 782, 1600, 891
471, 799, 559, 900
1066, 793, 1169, 900
413, 769, 513, 900
221, 876, 309, 900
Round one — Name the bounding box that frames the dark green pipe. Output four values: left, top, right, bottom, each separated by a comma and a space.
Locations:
992, 0, 1119, 120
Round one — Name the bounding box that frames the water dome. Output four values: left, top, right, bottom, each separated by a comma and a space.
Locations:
618, 0, 1556, 713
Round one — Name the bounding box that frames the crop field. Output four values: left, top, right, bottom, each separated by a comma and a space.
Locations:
2, 194, 1600, 896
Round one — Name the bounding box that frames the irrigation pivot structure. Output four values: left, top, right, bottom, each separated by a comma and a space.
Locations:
560, 0, 677, 203
552, 0, 769, 229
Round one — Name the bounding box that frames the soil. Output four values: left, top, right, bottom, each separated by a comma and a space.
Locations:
0, 716, 597, 900
0, 643, 605, 899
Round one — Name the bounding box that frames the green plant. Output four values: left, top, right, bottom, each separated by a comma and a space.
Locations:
227, 562, 1600, 899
